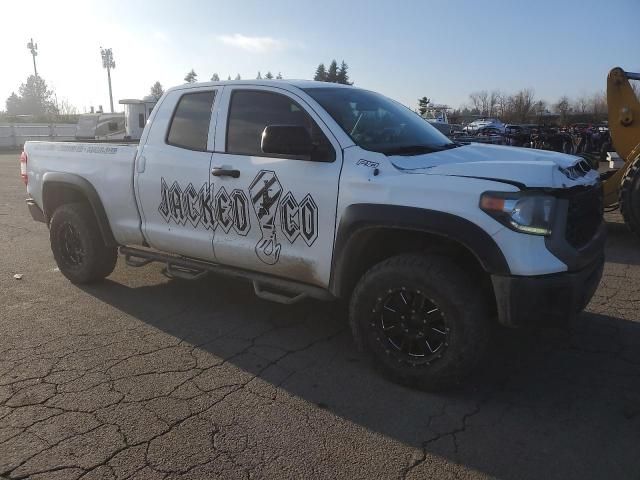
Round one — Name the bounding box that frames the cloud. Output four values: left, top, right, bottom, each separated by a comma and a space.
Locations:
218, 34, 284, 53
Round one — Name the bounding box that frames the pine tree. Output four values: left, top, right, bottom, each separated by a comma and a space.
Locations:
5, 92, 21, 114
234, 74, 241, 80
211, 73, 220, 81
314, 63, 327, 81
5, 75, 58, 115
256, 71, 262, 79
227, 75, 232, 81
418, 97, 431, 117
276, 72, 283, 79
149, 81, 164, 100
326, 60, 339, 83
184, 69, 197, 83
265, 71, 274, 80
336, 61, 351, 85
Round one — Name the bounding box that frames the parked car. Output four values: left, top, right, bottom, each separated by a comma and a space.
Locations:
465, 118, 506, 133
21, 79, 605, 390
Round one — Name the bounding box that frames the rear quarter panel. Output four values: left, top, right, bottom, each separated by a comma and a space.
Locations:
25, 142, 143, 245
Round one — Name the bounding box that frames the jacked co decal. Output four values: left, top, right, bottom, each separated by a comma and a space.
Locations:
249, 170, 283, 265
158, 179, 251, 235
158, 170, 318, 265
280, 192, 318, 246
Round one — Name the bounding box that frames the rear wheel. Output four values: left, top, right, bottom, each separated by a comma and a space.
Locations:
49, 203, 117, 284
619, 156, 640, 239
349, 253, 491, 391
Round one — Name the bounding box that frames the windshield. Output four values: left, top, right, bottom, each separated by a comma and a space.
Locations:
303, 87, 454, 155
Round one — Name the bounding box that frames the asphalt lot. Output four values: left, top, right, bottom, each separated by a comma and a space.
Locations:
1, 151, 639, 480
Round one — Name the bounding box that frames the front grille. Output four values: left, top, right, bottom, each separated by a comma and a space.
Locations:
565, 186, 603, 249
559, 159, 594, 180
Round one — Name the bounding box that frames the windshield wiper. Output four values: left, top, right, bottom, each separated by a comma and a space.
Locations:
381, 144, 443, 156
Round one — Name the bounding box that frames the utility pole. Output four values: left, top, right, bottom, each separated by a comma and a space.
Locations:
100, 47, 116, 113
27, 38, 38, 77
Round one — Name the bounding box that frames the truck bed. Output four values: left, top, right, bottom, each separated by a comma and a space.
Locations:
24, 141, 144, 246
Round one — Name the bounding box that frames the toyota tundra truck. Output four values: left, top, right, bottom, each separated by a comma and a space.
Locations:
21, 80, 605, 390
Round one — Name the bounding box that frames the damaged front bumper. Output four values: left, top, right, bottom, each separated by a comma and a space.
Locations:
491, 254, 604, 328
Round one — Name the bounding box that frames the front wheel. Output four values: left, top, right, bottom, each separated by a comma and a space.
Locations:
349, 254, 491, 391
49, 203, 117, 284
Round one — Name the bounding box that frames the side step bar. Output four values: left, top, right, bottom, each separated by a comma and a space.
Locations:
119, 246, 334, 304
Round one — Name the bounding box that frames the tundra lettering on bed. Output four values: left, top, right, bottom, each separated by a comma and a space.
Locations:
21, 79, 605, 390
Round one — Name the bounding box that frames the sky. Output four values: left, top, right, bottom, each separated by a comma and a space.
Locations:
0, 0, 638, 113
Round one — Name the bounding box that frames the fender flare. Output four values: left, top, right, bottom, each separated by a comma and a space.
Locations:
42, 172, 117, 247
329, 204, 510, 297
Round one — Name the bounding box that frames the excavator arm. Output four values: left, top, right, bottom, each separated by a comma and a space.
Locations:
604, 67, 640, 206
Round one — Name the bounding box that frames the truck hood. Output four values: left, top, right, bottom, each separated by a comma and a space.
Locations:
389, 143, 599, 188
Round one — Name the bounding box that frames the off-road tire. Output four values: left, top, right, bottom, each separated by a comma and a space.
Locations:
619, 155, 640, 239
49, 202, 117, 284
349, 253, 491, 391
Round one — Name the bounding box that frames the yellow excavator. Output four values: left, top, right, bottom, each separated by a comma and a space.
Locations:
605, 67, 640, 236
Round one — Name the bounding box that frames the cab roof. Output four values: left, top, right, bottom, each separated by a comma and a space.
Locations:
168, 79, 354, 93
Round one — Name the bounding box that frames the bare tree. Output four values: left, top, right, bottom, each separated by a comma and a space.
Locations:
479, 91, 489, 117
590, 92, 607, 121
509, 88, 536, 123
57, 98, 78, 115
554, 95, 571, 125
574, 95, 589, 114
488, 90, 500, 118
534, 100, 548, 122
468, 91, 482, 114
496, 91, 509, 119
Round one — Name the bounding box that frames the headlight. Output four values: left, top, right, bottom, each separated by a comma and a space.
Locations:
480, 191, 556, 236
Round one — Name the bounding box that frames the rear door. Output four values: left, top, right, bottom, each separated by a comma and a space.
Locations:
209, 86, 343, 287
135, 86, 221, 261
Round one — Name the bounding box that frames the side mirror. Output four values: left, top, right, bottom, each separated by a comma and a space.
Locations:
261, 125, 313, 156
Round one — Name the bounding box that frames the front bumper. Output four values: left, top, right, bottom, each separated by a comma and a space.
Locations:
26, 198, 46, 223
491, 254, 604, 328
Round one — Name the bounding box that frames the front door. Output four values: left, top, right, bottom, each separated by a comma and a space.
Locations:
210, 86, 343, 287
135, 87, 221, 261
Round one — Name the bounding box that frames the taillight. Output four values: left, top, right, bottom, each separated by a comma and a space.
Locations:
20, 151, 28, 186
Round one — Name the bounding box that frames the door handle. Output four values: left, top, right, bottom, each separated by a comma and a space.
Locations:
211, 167, 240, 178
137, 155, 146, 173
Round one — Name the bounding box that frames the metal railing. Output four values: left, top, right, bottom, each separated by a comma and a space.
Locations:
0, 124, 77, 149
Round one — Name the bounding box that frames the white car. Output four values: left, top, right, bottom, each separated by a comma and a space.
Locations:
21, 80, 605, 390
466, 118, 506, 133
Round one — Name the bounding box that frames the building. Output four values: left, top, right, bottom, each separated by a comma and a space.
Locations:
119, 96, 158, 140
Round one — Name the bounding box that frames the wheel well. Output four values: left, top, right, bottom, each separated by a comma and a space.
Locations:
42, 182, 117, 246
42, 184, 88, 221
333, 228, 495, 310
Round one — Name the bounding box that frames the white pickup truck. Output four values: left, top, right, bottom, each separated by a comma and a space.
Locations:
21, 80, 605, 390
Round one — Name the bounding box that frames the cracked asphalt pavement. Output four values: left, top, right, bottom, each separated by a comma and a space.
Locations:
1, 152, 639, 479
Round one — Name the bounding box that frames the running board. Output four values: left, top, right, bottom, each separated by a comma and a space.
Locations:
119, 246, 334, 304
162, 263, 208, 281
253, 281, 307, 304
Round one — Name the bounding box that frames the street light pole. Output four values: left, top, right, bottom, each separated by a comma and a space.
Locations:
100, 47, 116, 113
27, 38, 38, 77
